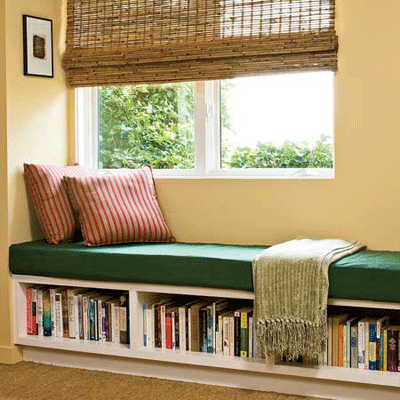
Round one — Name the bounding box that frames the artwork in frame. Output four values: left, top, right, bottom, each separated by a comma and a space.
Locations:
23, 15, 54, 78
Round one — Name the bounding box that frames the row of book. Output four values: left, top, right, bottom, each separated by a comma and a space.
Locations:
143, 298, 260, 358
26, 286, 129, 344
324, 315, 400, 371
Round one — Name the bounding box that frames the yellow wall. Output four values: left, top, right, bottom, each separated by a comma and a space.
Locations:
0, 0, 71, 363
1, 0, 400, 364
155, 0, 400, 251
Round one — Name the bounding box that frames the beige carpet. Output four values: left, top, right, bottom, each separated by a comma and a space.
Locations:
0, 362, 330, 400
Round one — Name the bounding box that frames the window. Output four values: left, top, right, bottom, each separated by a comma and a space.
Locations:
76, 72, 334, 178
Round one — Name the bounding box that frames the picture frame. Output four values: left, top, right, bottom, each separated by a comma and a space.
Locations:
23, 15, 54, 78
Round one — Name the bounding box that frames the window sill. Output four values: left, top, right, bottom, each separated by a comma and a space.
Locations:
153, 168, 334, 180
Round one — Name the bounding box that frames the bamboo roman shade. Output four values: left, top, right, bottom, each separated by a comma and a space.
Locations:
63, 0, 338, 87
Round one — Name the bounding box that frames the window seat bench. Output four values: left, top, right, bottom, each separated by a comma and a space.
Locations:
9, 240, 400, 400
9, 240, 400, 303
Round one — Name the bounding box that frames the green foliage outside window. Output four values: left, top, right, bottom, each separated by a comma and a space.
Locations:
98, 83, 333, 170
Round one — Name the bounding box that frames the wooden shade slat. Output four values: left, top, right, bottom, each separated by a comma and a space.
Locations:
64, 0, 337, 87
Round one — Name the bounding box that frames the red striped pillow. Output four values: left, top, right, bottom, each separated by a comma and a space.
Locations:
24, 164, 89, 244
64, 166, 175, 246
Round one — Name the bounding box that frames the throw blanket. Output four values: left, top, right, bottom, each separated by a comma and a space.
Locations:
253, 238, 365, 360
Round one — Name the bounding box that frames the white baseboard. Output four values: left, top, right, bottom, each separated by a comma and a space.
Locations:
0, 344, 22, 364
22, 347, 400, 400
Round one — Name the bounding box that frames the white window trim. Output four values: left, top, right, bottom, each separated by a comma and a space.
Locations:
76, 81, 334, 180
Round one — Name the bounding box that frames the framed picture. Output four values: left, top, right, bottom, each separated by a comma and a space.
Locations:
23, 15, 54, 78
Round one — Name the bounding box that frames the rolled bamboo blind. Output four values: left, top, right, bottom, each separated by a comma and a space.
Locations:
63, 0, 338, 87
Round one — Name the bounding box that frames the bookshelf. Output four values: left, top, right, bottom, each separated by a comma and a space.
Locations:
12, 274, 400, 400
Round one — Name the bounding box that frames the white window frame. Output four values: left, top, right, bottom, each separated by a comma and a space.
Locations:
76, 80, 334, 179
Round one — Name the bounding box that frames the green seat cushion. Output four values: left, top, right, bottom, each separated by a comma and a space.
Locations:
9, 240, 264, 291
9, 241, 400, 303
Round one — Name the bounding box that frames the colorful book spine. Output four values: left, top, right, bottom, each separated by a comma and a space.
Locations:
143, 304, 147, 347
338, 324, 344, 367
161, 304, 166, 349
249, 316, 253, 359
119, 295, 128, 345
89, 298, 96, 340
171, 311, 175, 349
200, 308, 207, 352
234, 311, 241, 357
364, 321, 369, 370
55, 293, 63, 338
206, 305, 213, 353
61, 291, 69, 338
31, 288, 37, 335
178, 306, 186, 351
74, 295, 80, 340
383, 329, 388, 371
146, 308, 153, 348
357, 320, 365, 369
222, 315, 230, 356
166, 309, 172, 349
26, 287, 33, 335
49, 289, 57, 336
174, 310, 179, 350
82, 296, 89, 340
113, 303, 120, 344
387, 328, 398, 372
67, 289, 76, 338
229, 315, 235, 357
240, 311, 249, 358
369, 322, 377, 370
42, 290, 52, 337
350, 324, 358, 369
37, 289, 43, 337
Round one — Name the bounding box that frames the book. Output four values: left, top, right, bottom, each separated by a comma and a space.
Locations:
213, 300, 230, 355
37, 288, 43, 336
350, 319, 359, 369
200, 307, 208, 352
189, 300, 210, 352
178, 305, 186, 351
42, 289, 52, 337
229, 313, 235, 357
368, 319, 377, 370
50, 288, 62, 336
173, 309, 179, 350
89, 298, 96, 340
338, 322, 344, 367
383, 328, 388, 371
143, 303, 148, 347
233, 309, 241, 357
55, 292, 63, 338
119, 294, 129, 344
376, 316, 389, 371
357, 318, 366, 369
386, 326, 399, 372
165, 309, 172, 349
345, 317, 358, 368
240, 308, 252, 358
145, 307, 153, 348
332, 314, 348, 366
61, 290, 69, 338
364, 320, 370, 370
67, 288, 80, 338
26, 287, 33, 335
206, 304, 214, 353
171, 310, 175, 349
113, 302, 120, 344
222, 312, 233, 356
248, 316, 253, 359
31, 288, 37, 335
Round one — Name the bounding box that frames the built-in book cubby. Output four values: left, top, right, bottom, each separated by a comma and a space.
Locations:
12, 274, 400, 400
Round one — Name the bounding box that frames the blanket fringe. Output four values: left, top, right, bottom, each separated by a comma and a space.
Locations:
256, 312, 327, 360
